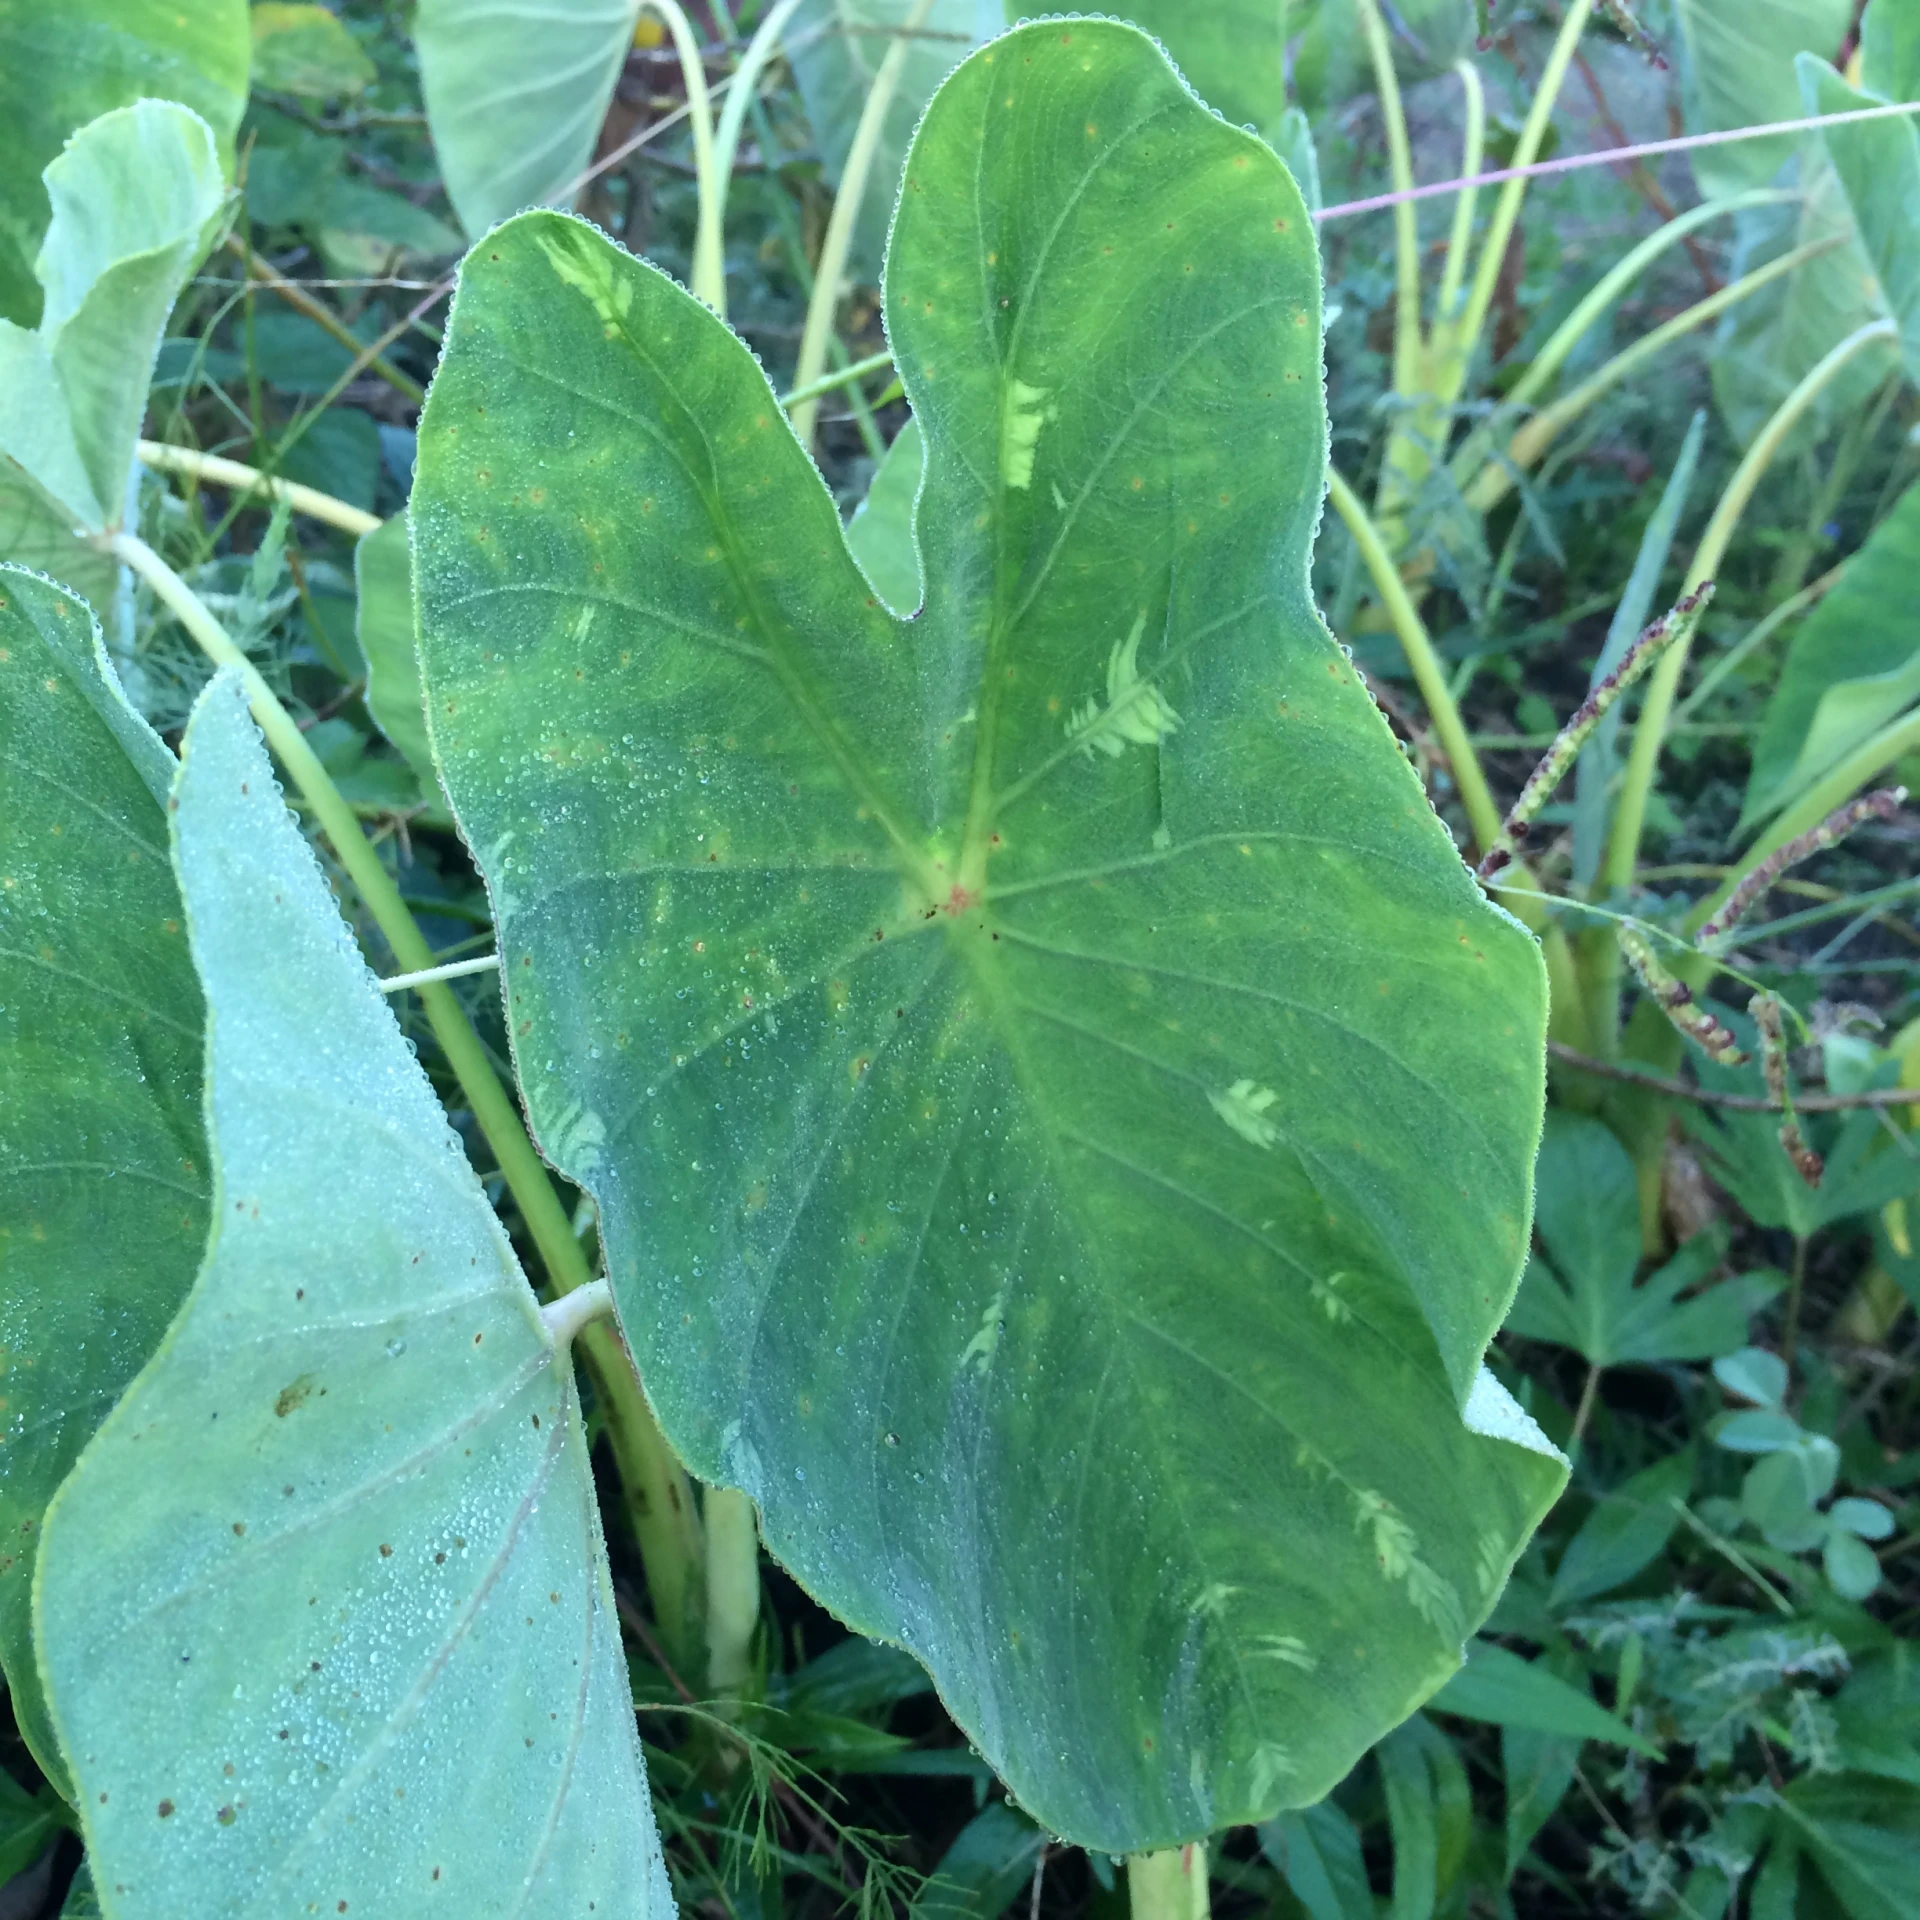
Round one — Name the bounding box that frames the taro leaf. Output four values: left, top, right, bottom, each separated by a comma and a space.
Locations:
355, 509, 445, 805
1863, 0, 1920, 101
0, 102, 229, 537
250, 3, 378, 99
414, 0, 641, 238
1504, 1113, 1775, 1366
793, 0, 1001, 284
1549, 1448, 1695, 1607
1743, 480, 1920, 831
0, 568, 207, 1795
34, 672, 672, 1920
844, 415, 924, 616
1800, 54, 1920, 380
1672, 0, 1853, 197
412, 21, 1561, 1850
0, 0, 248, 328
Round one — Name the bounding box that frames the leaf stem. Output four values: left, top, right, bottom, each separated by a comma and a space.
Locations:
1435, 60, 1486, 327
1129, 1846, 1209, 1920
779, 347, 893, 409
711, 0, 809, 263
1356, 0, 1423, 403
1325, 469, 1502, 852
102, 529, 707, 1669
703, 1485, 761, 1701
1604, 318, 1898, 891
540, 1277, 614, 1348
377, 952, 503, 992
1546, 1041, 1920, 1111
136, 440, 381, 537
639, 0, 725, 311
788, 0, 938, 447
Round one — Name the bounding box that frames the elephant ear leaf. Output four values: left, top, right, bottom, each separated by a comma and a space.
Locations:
412, 19, 1561, 1852
0, 567, 208, 1795
0, 101, 228, 536
34, 674, 672, 1920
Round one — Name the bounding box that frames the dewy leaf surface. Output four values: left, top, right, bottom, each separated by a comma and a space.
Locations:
0, 101, 229, 535
414, 0, 639, 239
34, 674, 670, 1920
0, 568, 207, 1794
0, 0, 247, 328
413, 21, 1561, 1849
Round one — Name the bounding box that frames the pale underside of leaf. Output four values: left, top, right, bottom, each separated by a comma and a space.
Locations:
35, 674, 668, 1920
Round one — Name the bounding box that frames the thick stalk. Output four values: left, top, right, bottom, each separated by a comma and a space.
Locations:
639, 0, 725, 310
1604, 318, 1898, 892
788, 0, 938, 447
137, 440, 380, 537
1326, 470, 1502, 852
703, 1486, 762, 1699
1130, 1847, 1209, 1920
1466, 236, 1846, 516
1434, 61, 1486, 329
103, 530, 706, 1666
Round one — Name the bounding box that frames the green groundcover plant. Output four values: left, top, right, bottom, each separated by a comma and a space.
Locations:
3, 3, 1920, 1918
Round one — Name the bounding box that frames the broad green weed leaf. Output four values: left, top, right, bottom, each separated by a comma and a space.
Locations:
1257, 1802, 1374, 1920
0, 102, 228, 536
0, 568, 207, 1793
1800, 54, 1920, 379
412, 21, 1562, 1849
415, 0, 640, 238
249, 3, 377, 99
1501, 1722, 1579, 1883
1506, 1115, 1775, 1366
0, 0, 247, 328
355, 509, 446, 808
34, 673, 671, 1920
0, 1762, 66, 1885
907, 1801, 1044, 1920
1783, 1774, 1920, 1920
0, 463, 123, 629
844, 416, 923, 616
1550, 1450, 1695, 1607
1743, 481, 1920, 831
1431, 1640, 1658, 1756
793, 1, 1001, 283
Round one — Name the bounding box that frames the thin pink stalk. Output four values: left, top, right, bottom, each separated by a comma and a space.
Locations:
1317, 98, 1920, 221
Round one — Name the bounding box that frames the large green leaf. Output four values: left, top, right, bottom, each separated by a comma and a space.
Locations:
1673, 0, 1852, 197
1743, 480, 1920, 831
0, 0, 247, 329
1863, 0, 1920, 101
1503, 1114, 1775, 1367
412, 21, 1562, 1850
414, 0, 640, 239
1800, 52, 1920, 381
0, 569, 206, 1795
35, 671, 671, 1918
792, 0, 1000, 283
0, 102, 228, 537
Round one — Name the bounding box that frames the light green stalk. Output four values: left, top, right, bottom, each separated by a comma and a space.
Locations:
789, 0, 939, 447
1356, 0, 1422, 407
711, 0, 809, 253
1673, 560, 1842, 724
1603, 318, 1898, 892
103, 529, 707, 1671
137, 440, 380, 537
639, 0, 725, 309
1326, 469, 1501, 852
1434, 59, 1486, 331
1130, 1847, 1209, 1920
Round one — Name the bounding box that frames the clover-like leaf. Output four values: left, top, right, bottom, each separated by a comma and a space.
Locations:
0, 0, 247, 328
0, 102, 228, 537
412, 21, 1561, 1849
0, 568, 208, 1793
35, 674, 671, 1918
